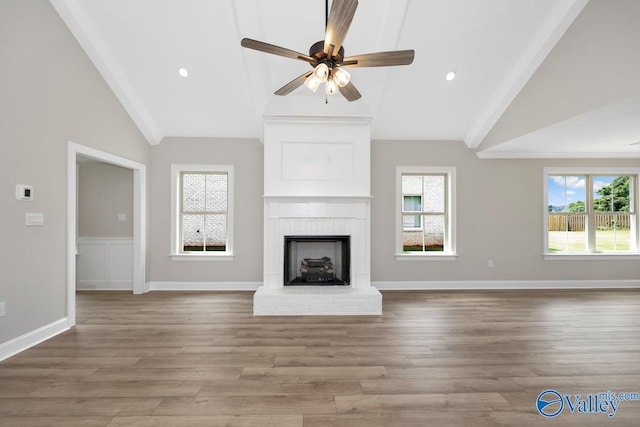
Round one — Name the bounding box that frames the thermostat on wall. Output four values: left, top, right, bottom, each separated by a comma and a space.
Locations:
16, 185, 33, 201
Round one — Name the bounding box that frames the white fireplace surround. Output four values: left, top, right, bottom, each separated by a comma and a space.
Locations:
253, 115, 382, 315
263, 198, 370, 288
254, 197, 381, 315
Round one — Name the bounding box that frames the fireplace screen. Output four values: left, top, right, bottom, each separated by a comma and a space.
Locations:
284, 236, 350, 286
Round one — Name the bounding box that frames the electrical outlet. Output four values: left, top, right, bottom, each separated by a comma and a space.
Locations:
118, 213, 127, 222
0, 302, 5, 317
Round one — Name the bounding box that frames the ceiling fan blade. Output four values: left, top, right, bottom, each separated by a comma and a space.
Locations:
241, 38, 316, 64
338, 81, 361, 102
324, 0, 358, 55
274, 71, 313, 96
342, 50, 415, 67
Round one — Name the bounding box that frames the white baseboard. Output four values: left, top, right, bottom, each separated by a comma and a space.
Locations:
146, 280, 640, 292
0, 318, 70, 362
147, 280, 640, 292
76, 283, 133, 291
147, 281, 262, 291
373, 280, 640, 290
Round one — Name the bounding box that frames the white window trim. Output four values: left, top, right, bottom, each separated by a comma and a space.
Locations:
395, 166, 457, 261
170, 164, 234, 261
543, 166, 640, 260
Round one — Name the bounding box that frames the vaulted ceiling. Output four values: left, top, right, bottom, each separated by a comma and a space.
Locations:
50, 0, 640, 158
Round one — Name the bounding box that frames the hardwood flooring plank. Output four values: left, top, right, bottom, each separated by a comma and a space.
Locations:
0, 368, 97, 381
178, 345, 308, 356
152, 395, 336, 416
105, 415, 303, 427
303, 412, 540, 427
240, 366, 388, 380
132, 355, 275, 369
87, 367, 242, 382
0, 397, 162, 417
198, 379, 363, 396
1, 357, 140, 369
27, 380, 203, 398
273, 355, 412, 367
0, 417, 112, 427
335, 392, 512, 413
360, 378, 524, 394
385, 365, 538, 379
299, 345, 435, 357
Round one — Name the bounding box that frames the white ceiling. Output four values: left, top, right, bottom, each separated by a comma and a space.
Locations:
50, 0, 640, 158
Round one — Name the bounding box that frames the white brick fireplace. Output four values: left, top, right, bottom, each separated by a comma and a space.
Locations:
253, 114, 382, 315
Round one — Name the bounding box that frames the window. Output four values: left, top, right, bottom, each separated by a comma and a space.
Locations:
544, 168, 639, 258
171, 165, 233, 260
396, 166, 456, 259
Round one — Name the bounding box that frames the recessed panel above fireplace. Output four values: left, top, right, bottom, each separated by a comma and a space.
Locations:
284, 235, 350, 286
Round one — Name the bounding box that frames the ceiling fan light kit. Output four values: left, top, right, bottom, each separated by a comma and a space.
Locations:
314, 63, 330, 81
240, 0, 415, 102
334, 68, 351, 87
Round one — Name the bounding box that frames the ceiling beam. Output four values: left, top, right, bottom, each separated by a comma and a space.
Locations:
231, 0, 271, 143
361, 0, 410, 123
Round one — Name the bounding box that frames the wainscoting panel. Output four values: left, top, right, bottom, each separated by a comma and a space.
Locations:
77, 237, 133, 290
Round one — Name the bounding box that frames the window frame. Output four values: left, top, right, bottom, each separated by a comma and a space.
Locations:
396, 166, 457, 261
170, 164, 234, 261
543, 167, 640, 260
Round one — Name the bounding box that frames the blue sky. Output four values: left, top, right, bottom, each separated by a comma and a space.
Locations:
548, 175, 615, 208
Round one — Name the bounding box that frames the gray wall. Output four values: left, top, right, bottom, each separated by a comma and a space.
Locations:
371, 140, 640, 282
0, 0, 149, 344
78, 162, 133, 238
148, 138, 264, 283
148, 137, 638, 285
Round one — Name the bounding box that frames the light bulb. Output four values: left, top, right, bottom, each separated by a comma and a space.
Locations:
445, 71, 456, 81
325, 78, 338, 95
334, 67, 350, 87
305, 74, 321, 92
314, 63, 329, 83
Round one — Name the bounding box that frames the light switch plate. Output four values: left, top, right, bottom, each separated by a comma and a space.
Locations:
25, 213, 44, 226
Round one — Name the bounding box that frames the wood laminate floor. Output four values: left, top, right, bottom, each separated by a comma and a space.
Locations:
1, 290, 640, 426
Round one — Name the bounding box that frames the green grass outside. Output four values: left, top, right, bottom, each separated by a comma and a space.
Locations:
403, 245, 444, 252
548, 230, 631, 252
183, 245, 226, 252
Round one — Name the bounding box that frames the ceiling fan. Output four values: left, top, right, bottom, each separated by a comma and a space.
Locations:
240, 0, 415, 102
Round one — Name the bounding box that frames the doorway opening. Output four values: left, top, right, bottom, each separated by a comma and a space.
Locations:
67, 142, 146, 327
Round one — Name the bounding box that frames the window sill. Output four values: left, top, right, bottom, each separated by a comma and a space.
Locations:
544, 253, 640, 261
170, 253, 234, 261
396, 253, 458, 261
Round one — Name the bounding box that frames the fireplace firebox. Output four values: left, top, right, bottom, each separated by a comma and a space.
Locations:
284, 235, 350, 286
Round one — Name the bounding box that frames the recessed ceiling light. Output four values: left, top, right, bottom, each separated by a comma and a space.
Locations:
178, 67, 189, 78
445, 71, 456, 81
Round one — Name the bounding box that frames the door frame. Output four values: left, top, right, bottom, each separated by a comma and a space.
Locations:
67, 141, 146, 327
